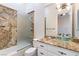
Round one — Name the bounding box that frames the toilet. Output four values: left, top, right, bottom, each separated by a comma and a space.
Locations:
24, 47, 37, 56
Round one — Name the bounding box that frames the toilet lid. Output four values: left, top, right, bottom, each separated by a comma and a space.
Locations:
25, 47, 36, 53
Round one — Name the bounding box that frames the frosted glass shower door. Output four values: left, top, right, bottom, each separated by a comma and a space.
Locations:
26, 11, 34, 39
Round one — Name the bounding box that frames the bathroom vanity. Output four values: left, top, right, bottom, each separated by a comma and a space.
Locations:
33, 3, 79, 56
33, 39, 79, 56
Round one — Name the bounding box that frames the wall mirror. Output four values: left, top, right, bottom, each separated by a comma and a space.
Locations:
58, 12, 72, 38
44, 3, 73, 39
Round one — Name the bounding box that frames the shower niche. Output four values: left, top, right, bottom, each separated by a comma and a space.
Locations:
0, 5, 17, 50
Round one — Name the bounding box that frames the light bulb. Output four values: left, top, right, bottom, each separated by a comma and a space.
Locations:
56, 3, 71, 15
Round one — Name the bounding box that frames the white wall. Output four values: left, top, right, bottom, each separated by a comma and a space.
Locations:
45, 4, 58, 37
74, 3, 79, 38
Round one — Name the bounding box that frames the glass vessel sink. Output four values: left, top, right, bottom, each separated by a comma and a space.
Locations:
57, 33, 72, 42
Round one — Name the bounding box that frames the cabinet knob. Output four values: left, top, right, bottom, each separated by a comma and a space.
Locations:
40, 45, 44, 47
58, 51, 67, 55
40, 52, 44, 55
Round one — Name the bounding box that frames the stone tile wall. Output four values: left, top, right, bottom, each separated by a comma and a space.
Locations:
0, 5, 17, 50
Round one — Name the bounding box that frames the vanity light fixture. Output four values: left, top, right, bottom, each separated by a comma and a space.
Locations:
56, 3, 72, 16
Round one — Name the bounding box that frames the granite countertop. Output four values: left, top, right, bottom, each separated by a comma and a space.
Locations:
40, 37, 79, 52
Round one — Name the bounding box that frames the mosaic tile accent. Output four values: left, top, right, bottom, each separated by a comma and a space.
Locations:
0, 5, 17, 50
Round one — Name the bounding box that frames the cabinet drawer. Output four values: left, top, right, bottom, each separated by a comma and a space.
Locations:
38, 42, 48, 50
37, 41, 79, 56
38, 49, 49, 56
37, 42, 62, 56
57, 48, 79, 56
38, 48, 57, 56
47, 44, 79, 56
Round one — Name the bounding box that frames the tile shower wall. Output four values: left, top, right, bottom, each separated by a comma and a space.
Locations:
0, 5, 17, 50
